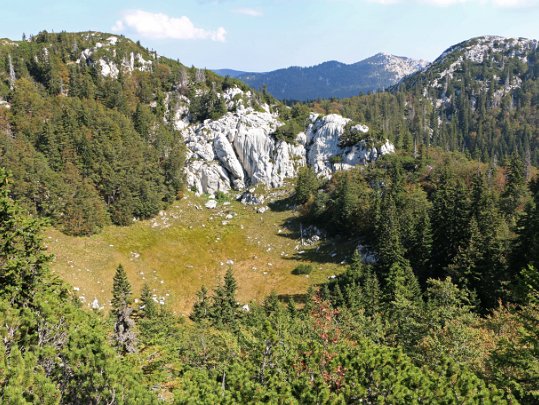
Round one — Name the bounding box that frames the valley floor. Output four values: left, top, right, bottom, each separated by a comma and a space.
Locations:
46, 187, 350, 314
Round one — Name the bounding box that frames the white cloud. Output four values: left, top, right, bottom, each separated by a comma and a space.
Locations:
369, 0, 539, 6
112, 10, 226, 42
234, 7, 264, 17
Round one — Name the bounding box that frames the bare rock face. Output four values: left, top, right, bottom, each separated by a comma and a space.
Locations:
175, 88, 394, 195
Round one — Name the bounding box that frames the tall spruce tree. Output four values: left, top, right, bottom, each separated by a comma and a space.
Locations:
0, 168, 50, 307
375, 191, 405, 275
190, 286, 211, 323
111, 264, 136, 353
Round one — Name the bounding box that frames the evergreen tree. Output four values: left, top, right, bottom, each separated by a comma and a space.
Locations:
190, 286, 211, 323
295, 166, 319, 205
430, 171, 471, 277
111, 264, 136, 353
140, 283, 157, 319
375, 191, 405, 274
501, 153, 528, 221
0, 168, 50, 306
210, 269, 239, 328
511, 180, 539, 276
111, 264, 132, 315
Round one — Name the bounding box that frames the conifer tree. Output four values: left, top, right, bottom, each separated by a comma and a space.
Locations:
0, 168, 50, 306
263, 290, 280, 315
111, 264, 136, 353
362, 268, 382, 318
210, 269, 239, 328
190, 286, 210, 323
501, 153, 528, 220
375, 191, 405, 274
140, 283, 157, 319
111, 264, 132, 315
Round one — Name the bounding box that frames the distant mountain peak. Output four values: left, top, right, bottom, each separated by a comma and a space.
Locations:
214, 53, 429, 101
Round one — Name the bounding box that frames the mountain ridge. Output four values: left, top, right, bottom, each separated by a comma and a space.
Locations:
213, 53, 428, 101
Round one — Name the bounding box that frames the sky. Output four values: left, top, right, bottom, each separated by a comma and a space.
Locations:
1, 0, 538, 71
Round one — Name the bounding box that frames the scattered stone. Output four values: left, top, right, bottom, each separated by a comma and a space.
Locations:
242, 304, 250, 312
205, 199, 218, 209
226, 259, 234, 265
91, 298, 103, 310
237, 190, 264, 205
256, 206, 269, 214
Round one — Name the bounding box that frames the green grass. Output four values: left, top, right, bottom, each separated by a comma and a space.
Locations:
46, 188, 351, 315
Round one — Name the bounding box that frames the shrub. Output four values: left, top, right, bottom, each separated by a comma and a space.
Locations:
292, 264, 313, 275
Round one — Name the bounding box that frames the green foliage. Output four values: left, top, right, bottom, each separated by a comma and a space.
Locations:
291, 264, 313, 275
0, 168, 157, 403
294, 166, 318, 205
111, 264, 132, 315
0, 168, 50, 306
0, 32, 189, 235
273, 103, 310, 143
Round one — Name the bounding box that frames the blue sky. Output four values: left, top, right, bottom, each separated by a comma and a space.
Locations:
1, 0, 538, 71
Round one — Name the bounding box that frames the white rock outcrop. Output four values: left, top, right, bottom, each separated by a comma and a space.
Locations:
176, 88, 394, 195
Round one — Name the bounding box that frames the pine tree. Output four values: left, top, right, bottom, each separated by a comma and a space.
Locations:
140, 283, 157, 318
511, 180, 539, 276
111, 264, 136, 353
385, 262, 424, 350
430, 171, 471, 277
263, 290, 280, 315
210, 269, 239, 328
375, 191, 405, 274
501, 153, 528, 221
111, 264, 132, 315
362, 268, 382, 318
190, 286, 210, 322
295, 166, 319, 205
287, 298, 297, 318
0, 168, 50, 306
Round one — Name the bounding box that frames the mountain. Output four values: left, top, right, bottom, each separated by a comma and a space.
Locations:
212, 68, 254, 78
395, 35, 538, 162
215, 53, 428, 101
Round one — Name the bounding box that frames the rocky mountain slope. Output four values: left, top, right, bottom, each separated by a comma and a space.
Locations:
398, 36, 538, 105
394, 35, 538, 162
176, 88, 394, 195
215, 53, 428, 101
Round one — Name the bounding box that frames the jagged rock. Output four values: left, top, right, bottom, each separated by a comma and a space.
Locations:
175, 87, 394, 195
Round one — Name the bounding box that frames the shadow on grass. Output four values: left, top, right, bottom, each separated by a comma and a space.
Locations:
267, 195, 297, 213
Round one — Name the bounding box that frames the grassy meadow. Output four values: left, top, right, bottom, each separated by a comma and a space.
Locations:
46, 187, 351, 315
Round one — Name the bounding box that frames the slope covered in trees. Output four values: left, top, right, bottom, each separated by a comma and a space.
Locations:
0, 31, 256, 235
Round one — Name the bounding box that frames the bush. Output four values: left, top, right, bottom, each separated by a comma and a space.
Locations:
292, 264, 313, 275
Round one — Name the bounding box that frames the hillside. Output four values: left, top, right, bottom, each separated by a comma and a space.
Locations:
216, 53, 428, 101
0, 31, 395, 237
